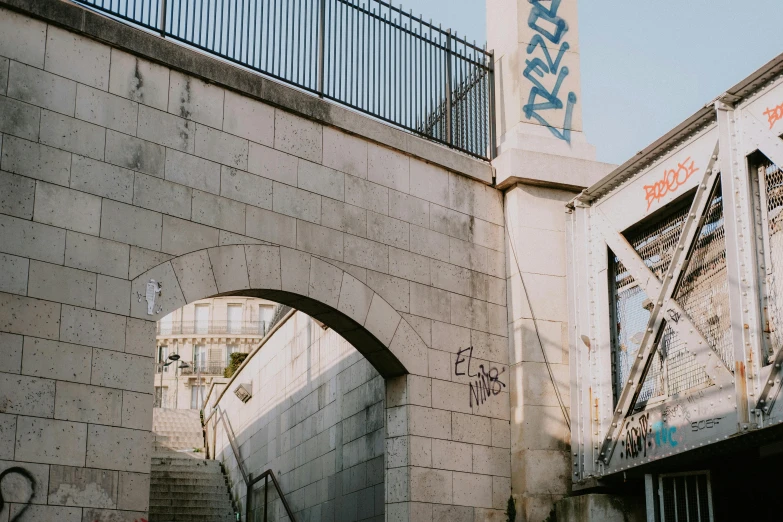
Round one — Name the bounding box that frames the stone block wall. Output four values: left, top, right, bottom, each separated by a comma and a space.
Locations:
214, 311, 385, 521
505, 184, 577, 521
0, 1, 511, 520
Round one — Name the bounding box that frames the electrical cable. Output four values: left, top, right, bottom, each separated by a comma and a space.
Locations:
506, 216, 571, 431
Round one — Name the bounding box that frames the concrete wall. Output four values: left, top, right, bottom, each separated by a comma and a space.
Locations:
214, 311, 385, 521
0, 1, 511, 520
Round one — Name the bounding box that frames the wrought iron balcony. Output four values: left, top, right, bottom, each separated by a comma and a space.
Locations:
157, 320, 268, 336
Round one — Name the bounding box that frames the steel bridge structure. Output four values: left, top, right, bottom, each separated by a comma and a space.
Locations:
567, 53, 783, 520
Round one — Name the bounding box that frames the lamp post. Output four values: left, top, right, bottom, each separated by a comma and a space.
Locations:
168, 354, 181, 408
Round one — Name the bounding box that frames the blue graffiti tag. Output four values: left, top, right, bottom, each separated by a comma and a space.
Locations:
523, 0, 577, 143
652, 421, 679, 448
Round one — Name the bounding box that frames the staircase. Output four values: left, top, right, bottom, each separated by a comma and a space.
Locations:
150, 408, 238, 522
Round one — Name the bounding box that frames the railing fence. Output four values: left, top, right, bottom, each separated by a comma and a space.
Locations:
72, 0, 495, 160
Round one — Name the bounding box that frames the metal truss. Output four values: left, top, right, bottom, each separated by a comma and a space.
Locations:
594, 142, 734, 464
568, 57, 783, 482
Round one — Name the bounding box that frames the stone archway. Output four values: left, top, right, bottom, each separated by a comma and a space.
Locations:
130, 243, 430, 519
131, 244, 427, 379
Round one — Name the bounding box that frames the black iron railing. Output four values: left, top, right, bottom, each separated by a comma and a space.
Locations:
157, 320, 268, 336
72, 0, 495, 160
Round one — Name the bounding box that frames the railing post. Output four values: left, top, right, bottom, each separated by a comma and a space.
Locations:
318, 0, 326, 97
445, 29, 453, 146
263, 475, 268, 522
246, 473, 252, 522
159, 0, 167, 37
488, 49, 497, 160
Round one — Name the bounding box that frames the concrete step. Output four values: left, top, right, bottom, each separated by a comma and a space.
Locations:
152, 459, 221, 468
150, 483, 230, 494
149, 506, 234, 516
150, 496, 232, 507
149, 513, 236, 522
151, 475, 229, 485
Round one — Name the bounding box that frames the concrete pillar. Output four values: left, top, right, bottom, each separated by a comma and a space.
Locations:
487, 1, 615, 519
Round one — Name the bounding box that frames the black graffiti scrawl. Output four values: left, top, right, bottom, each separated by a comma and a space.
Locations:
620, 413, 650, 460
454, 346, 507, 409
0, 466, 36, 522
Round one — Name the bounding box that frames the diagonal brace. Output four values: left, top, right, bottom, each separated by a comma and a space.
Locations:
597, 142, 728, 464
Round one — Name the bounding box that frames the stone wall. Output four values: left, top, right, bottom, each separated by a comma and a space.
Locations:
214, 311, 385, 521
0, 1, 511, 520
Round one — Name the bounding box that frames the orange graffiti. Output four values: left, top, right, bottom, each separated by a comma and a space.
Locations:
763, 102, 783, 129
643, 157, 699, 211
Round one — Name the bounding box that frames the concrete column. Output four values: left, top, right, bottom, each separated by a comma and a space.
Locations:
487, 1, 615, 519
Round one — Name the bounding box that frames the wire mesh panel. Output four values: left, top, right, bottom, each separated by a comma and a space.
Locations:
659, 472, 713, 522
758, 161, 783, 363
609, 270, 665, 403
73, 0, 494, 159
673, 186, 733, 373
610, 188, 731, 404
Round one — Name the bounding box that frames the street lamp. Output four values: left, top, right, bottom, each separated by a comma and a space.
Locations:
167, 354, 182, 408
157, 357, 175, 408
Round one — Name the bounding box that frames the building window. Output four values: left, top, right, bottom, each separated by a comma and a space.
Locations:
195, 304, 209, 334
227, 304, 242, 334
259, 305, 274, 335
158, 346, 169, 372
159, 312, 173, 335
194, 344, 206, 373
226, 344, 240, 366
190, 385, 205, 410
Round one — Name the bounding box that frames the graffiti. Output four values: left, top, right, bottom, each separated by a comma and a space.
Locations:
620, 413, 650, 459
666, 309, 681, 324
643, 157, 700, 211
0, 467, 36, 522
763, 102, 783, 129
662, 403, 690, 423
652, 421, 679, 449
454, 346, 507, 409
691, 417, 722, 432
522, 0, 577, 143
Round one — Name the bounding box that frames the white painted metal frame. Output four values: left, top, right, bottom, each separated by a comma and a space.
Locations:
567, 80, 783, 480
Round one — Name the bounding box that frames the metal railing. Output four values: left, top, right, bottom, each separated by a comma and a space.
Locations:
180, 360, 228, 375
157, 320, 268, 336
72, 0, 495, 160
204, 405, 297, 521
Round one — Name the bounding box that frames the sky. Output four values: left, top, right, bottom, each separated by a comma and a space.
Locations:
401, 0, 783, 165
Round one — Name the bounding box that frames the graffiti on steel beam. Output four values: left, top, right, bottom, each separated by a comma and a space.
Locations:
690, 417, 722, 432
619, 413, 650, 460
643, 157, 699, 211
522, 0, 577, 143
454, 346, 507, 409
763, 102, 783, 129
0, 466, 36, 522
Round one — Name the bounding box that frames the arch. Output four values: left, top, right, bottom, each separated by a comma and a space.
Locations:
130, 244, 429, 378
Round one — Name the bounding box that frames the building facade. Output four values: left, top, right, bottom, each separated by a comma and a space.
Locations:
155, 297, 277, 409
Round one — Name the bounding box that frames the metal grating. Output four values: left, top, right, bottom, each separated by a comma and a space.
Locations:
611, 187, 731, 404
673, 186, 733, 374
610, 275, 665, 403
659, 472, 713, 522
759, 161, 783, 362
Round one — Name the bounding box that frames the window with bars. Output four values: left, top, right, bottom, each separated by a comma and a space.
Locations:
609, 184, 732, 406
658, 472, 714, 522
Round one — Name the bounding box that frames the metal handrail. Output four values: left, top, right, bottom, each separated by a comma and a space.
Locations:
204, 405, 296, 521
71, 0, 494, 160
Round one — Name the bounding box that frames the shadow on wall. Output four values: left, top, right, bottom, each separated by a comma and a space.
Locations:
211, 310, 386, 522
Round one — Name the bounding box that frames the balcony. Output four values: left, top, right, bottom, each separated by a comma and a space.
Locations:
157, 320, 268, 337
155, 361, 227, 376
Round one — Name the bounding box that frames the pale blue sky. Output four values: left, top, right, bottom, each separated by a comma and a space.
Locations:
402, 0, 783, 165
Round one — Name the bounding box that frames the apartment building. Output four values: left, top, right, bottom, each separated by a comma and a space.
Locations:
155, 297, 278, 409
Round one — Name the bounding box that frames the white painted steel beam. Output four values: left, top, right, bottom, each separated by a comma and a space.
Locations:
595, 143, 734, 463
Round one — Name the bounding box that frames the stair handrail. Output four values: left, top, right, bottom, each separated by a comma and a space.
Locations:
204, 404, 296, 521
